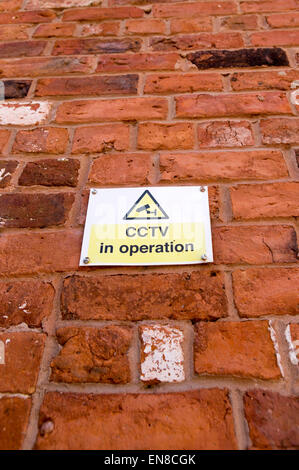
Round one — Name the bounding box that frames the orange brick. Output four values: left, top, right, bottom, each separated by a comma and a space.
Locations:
197, 120, 254, 148
241, 0, 299, 13
153, 2, 237, 17
231, 70, 299, 91
170, 18, 213, 34
260, 118, 299, 144
250, 30, 299, 47
220, 14, 258, 30
137, 122, 195, 150
13, 127, 69, 154
96, 52, 180, 73
0, 24, 29, 40
63, 6, 144, 21
150, 33, 243, 51
0, 57, 95, 78
266, 12, 299, 28
144, 73, 223, 94
33, 23, 76, 38
125, 19, 166, 35
72, 124, 131, 153
0, 397, 32, 450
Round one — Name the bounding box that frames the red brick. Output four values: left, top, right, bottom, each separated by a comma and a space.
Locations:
0, 10, 56, 24
208, 185, 222, 222
33, 23, 76, 38
231, 183, 299, 219
51, 326, 132, 384
170, 18, 213, 34
0, 0, 23, 11
0, 160, 18, 188
80, 22, 120, 37
0, 129, 10, 154
0, 57, 95, 78
35, 390, 237, 450
266, 12, 299, 28
61, 271, 228, 321
0, 332, 45, 394
213, 225, 297, 265
53, 38, 141, 56
220, 14, 258, 30
194, 321, 281, 379
63, 6, 144, 21
0, 24, 29, 40
19, 159, 80, 187
260, 118, 299, 145
56, 97, 168, 123
233, 268, 299, 317
159, 150, 288, 183
96, 52, 179, 72
138, 122, 194, 150
231, 70, 299, 91
13, 127, 69, 154
0, 280, 55, 328
241, 0, 299, 13
244, 390, 299, 449
150, 33, 243, 51
89, 153, 154, 185
72, 125, 130, 154
125, 19, 166, 34
153, 2, 238, 17
0, 397, 31, 450
0, 230, 82, 276
175, 92, 292, 118
145, 73, 223, 94
250, 30, 299, 47
197, 120, 254, 148
0, 40, 46, 58
36, 75, 138, 97
0, 193, 74, 228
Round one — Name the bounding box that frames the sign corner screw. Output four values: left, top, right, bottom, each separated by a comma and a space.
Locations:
200, 186, 205, 192
201, 254, 208, 261
91, 189, 97, 195
83, 257, 90, 264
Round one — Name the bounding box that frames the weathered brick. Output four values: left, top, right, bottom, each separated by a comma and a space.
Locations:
260, 118, 299, 144
160, 150, 288, 182
19, 159, 80, 187
0, 40, 46, 58
0, 24, 29, 40
13, 128, 69, 154
0, 130, 10, 154
285, 323, 299, 366
231, 183, 299, 219
125, 19, 166, 34
250, 31, 299, 47
27, 0, 102, 8
194, 321, 281, 379
0, 160, 18, 188
72, 124, 130, 153
0, 57, 95, 78
4, 80, 31, 99
144, 72, 223, 94
0, 10, 56, 24
33, 23, 76, 38
241, 0, 299, 13
213, 225, 297, 265
63, 6, 144, 21
220, 14, 258, 30
0, 193, 74, 229
0, 332, 45, 394
187, 48, 289, 69
137, 122, 194, 150
150, 33, 243, 51
53, 38, 141, 56
96, 52, 179, 72
197, 121, 254, 148
89, 153, 154, 185
266, 12, 299, 28
0, 280, 55, 328
0, 230, 82, 276
80, 22, 120, 37
0, 397, 31, 450
0, 0, 23, 12
231, 70, 299, 91
175, 92, 291, 118
51, 326, 132, 384
244, 390, 299, 449
61, 271, 228, 321
208, 185, 222, 222
153, 2, 238, 17
35, 389, 237, 450
140, 325, 185, 384
36, 75, 138, 97
0, 102, 52, 126
233, 268, 299, 317
56, 97, 168, 123
170, 18, 213, 34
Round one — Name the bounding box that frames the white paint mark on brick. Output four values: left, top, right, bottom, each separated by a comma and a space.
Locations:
140, 325, 185, 383
285, 325, 299, 366
26, 0, 102, 8
0, 101, 51, 126
0, 340, 4, 364
268, 320, 284, 377
0, 168, 10, 182
18, 301, 30, 315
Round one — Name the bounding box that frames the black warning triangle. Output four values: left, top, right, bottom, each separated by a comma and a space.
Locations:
123, 190, 169, 220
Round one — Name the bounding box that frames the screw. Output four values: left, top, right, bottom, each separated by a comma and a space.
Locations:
83, 257, 90, 264
200, 186, 205, 192
201, 254, 208, 261
91, 189, 97, 194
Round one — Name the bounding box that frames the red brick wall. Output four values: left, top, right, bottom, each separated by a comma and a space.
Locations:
0, 0, 298, 451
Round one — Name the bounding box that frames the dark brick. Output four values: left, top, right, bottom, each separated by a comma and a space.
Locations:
0, 160, 18, 188
19, 159, 80, 187
4, 80, 31, 99
53, 38, 141, 56
187, 48, 289, 69
0, 193, 74, 228
0, 41, 46, 58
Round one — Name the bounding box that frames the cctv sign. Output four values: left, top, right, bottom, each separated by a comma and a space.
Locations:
80, 186, 213, 266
